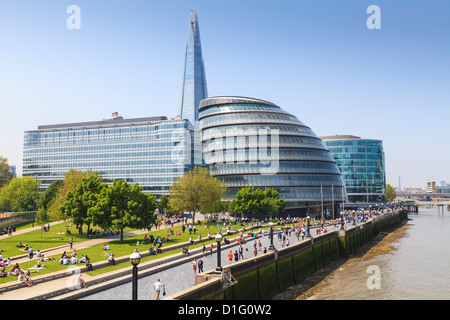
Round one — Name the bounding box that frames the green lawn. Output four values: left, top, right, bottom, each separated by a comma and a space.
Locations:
0, 220, 134, 259
0, 220, 245, 284
0, 218, 322, 285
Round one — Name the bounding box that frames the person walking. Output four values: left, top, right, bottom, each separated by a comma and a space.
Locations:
192, 258, 197, 274
198, 259, 204, 273
153, 279, 165, 300
69, 237, 74, 250
238, 245, 244, 259
228, 251, 233, 264
234, 250, 239, 262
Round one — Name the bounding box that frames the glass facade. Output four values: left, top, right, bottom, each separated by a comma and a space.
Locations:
178, 10, 208, 127
199, 97, 347, 217
321, 135, 386, 202
22, 116, 195, 196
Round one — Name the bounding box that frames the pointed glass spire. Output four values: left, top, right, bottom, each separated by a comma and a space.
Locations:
178, 10, 208, 127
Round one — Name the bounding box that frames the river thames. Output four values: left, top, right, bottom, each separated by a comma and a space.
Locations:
300, 206, 450, 300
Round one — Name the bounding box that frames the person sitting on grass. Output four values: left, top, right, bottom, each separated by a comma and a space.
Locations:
86, 256, 93, 271
70, 255, 78, 264
1, 267, 7, 278
149, 246, 156, 255
107, 254, 115, 265
103, 244, 110, 251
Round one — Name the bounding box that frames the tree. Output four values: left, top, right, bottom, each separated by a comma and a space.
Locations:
62, 174, 106, 235
168, 166, 227, 224
0, 177, 40, 212
48, 169, 97, 221
38, 180, 63, 212
261, 188, 286, 217
0, 156, 14, 190
384, 184, 397, 203
93, 180, 157, 243
230, 187, 285, 218
230, 186, 265, 217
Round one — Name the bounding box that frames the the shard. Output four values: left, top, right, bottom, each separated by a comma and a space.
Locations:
178, 10, 208, 127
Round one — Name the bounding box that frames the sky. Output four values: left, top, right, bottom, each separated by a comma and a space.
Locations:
0, 0, 449, 188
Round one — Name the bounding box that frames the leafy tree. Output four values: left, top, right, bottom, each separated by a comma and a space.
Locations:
230, 186, 265, 217
62, 174, 106, 235
0, 156, 14, 190
261, 189, 286, 217
48, 169, 97, 220
384, 184, 397, 203
93, 180, 157, 243
212, 200, 226, 214
158, 194, 169, 215
231, 187, 285, 218
38, 180, 63, 211
0, 177, 40, 212
168, 166, 227, 224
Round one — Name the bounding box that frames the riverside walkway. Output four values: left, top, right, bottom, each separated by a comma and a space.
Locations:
0, 211, 390, 300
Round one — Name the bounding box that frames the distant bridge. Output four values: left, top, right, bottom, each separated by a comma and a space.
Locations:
397, 193, 450, 198
397, 197, 450, 214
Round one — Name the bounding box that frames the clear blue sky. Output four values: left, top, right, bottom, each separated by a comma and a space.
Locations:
1, 0, 449, 188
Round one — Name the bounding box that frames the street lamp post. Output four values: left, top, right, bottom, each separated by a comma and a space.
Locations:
130, 251, 141, 300
269, 225, 276, 251
215, 234, 223, 274
306, 216, 311, 238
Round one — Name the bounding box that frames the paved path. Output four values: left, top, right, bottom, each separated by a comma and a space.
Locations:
81, 222, 348, 300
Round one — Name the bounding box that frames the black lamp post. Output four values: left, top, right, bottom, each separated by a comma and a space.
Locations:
130, 251, 141, 300
215, 234, 223, 273
306, 216, 311, 238
269, 224, 276, 251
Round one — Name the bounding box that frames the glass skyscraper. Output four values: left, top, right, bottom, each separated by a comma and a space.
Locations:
178, 10, 208, 128
321, 135, 386, 203
22, 114, 195, 196
199, 97, 347, 217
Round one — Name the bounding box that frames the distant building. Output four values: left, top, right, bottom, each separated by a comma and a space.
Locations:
321, 135, 386, 203
427, 179, 437, 193
10, 165, 17, 178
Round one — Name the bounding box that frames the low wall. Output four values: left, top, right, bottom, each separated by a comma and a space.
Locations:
168, 210, 407, 300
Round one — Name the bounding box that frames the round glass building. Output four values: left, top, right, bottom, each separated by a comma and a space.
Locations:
199, 96, 347, 217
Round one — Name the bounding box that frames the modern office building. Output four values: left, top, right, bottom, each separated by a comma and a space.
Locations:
321, 135, 386, 203
199, 96, 347, 217
22, 113, 196, 196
